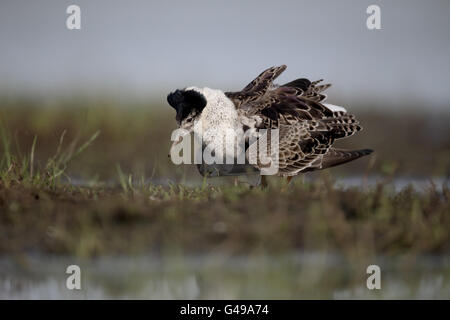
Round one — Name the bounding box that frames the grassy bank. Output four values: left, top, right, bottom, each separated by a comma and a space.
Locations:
1, 175, 449, 257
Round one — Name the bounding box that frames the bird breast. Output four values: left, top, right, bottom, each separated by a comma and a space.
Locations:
194, 87, 240, 154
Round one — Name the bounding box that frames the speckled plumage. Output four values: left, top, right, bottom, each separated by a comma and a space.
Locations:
225, 65, 373, 176
167, 65, 373, 178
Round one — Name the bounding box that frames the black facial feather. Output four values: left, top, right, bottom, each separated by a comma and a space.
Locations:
167, 89, 207, 123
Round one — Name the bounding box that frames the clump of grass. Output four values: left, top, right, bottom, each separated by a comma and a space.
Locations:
0, 118, 99, 188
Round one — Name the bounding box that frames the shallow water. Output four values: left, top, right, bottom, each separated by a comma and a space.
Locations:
71, 175, 448, 193
1, 252, 449, 299
331, 176, 448, 192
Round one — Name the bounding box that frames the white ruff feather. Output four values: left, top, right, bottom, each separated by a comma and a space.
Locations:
323, 103, 347, 113
187, 87, 241, 157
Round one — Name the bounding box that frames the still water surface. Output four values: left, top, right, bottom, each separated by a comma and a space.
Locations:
1, 252, 448, 299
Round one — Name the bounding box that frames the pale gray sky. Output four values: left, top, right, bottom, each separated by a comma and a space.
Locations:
1, 0, 449, 109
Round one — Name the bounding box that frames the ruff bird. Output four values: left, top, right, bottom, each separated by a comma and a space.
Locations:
167, 65, 373, 186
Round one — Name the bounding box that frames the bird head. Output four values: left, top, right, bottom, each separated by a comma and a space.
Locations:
167, 88, 207, 159
167, 89, 207, 130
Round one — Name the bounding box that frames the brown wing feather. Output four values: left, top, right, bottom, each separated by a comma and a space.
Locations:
302, 148, 374, 172
235, 65, 370, 176
225, 65, 287, 108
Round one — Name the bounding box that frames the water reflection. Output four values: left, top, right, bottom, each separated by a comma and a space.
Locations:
1, 252, 449, 299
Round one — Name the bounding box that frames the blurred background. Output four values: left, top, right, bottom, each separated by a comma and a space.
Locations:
1, 0, 450, 107
0, 0, 449, 299
1, 0, 449, 182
